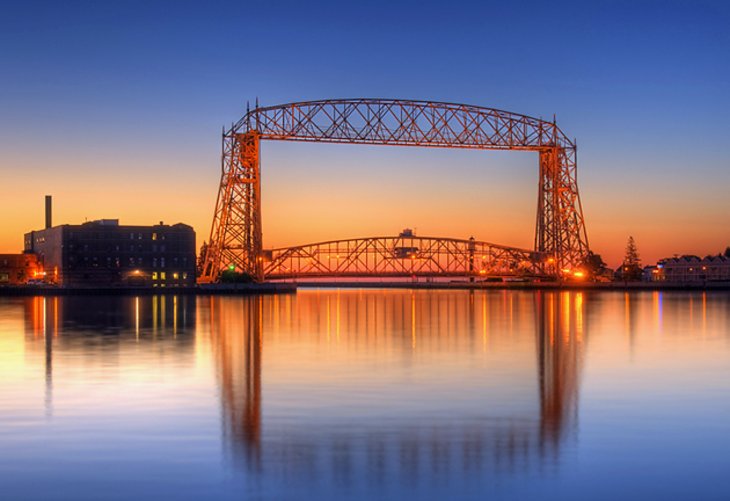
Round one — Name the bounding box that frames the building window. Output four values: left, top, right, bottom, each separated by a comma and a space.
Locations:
152, 272, 158, 280
172, 272, 179, 280
152, 233, 157, 241
160, 272, 166, 280
161, 257, 165, 268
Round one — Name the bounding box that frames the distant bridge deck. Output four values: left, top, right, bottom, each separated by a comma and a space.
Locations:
264, 234, 552, 280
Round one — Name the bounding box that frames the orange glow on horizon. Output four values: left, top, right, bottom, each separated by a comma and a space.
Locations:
1, 139, 728, 267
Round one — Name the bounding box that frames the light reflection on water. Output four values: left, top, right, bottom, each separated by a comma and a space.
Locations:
0, 290, 729, 500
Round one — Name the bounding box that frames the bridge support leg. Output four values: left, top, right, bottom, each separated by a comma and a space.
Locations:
535, 147, 589, 278
201, 131, 264, 282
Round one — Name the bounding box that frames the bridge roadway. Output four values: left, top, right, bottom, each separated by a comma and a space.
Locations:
263, 232, 551, 280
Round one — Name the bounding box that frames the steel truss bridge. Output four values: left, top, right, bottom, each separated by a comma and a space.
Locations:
265, 233, 544, 279
201, 98, 590, 282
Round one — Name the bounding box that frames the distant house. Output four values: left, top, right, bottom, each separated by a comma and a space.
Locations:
642, 265, 660, 282
658, 255, 730, 283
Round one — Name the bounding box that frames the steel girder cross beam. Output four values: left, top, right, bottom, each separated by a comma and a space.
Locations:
201, 99, 590, 282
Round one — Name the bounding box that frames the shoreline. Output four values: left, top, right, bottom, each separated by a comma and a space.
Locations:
0, 282, 297, 296
290, 281, 730, 291
1, 281, 730, 295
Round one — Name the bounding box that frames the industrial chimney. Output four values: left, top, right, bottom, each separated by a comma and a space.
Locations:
45, 195, 52, 229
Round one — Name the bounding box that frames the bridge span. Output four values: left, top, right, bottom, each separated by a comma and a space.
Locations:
200, 98, 590, 282
264, 230, 551, 280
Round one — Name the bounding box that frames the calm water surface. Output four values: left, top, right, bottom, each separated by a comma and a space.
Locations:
0, 290, 729, 500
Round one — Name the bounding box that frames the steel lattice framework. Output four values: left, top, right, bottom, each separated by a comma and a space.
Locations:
265, 234, 546, 279
201, 98, 589, 282
265, 235, 544, 279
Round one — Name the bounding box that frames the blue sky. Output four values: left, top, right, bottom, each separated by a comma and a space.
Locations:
1, 0, 728, 264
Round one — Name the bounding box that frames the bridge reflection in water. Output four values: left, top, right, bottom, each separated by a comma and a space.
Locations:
12, 291, 730, 498
204, 290, 586, 483
19, 291, 586, 488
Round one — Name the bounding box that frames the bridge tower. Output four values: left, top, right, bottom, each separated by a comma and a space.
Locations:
536, 145, 587, 273
201, 131, 263, 282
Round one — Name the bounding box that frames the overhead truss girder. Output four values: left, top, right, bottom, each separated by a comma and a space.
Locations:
236, 98, 573, 150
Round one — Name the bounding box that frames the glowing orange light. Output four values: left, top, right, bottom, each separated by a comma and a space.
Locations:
573, 271, 585, 278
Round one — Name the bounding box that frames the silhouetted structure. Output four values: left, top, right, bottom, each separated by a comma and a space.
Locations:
25, 220, 196, 287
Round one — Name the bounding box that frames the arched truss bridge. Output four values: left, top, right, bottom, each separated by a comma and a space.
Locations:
200, 98, 589, 282
264, 232, 546, 279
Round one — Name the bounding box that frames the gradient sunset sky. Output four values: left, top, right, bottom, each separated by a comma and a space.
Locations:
1, 0, 728, 266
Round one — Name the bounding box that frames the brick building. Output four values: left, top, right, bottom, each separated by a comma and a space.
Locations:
25, 219, 196, 287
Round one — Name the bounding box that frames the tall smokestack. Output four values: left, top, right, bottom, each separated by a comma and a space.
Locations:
45, 195, 52, 229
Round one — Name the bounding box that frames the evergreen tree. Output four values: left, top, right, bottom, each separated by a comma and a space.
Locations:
583, 251, 608, 279
197, 241, 208, 276
621, 236, 642, 280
